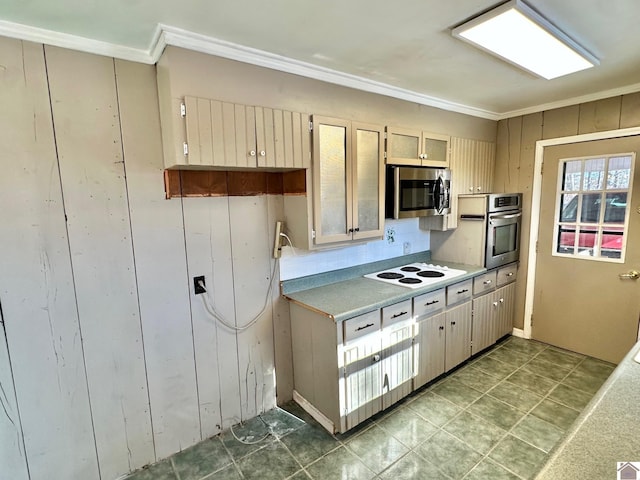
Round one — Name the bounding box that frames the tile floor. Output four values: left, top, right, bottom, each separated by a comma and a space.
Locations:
124, 337, 615, 480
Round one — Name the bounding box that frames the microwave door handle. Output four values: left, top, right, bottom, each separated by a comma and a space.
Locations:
434, 177, 443, 213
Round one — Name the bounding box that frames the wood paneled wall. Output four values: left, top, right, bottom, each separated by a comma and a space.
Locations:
495, 93, 640, 330
0, 38, 285, 480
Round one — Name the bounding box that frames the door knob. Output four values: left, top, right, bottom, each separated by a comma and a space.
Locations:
619, 270, 640, 280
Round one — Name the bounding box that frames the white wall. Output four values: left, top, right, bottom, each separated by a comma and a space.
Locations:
0, 38, 282, 480
280, 218, 430, 280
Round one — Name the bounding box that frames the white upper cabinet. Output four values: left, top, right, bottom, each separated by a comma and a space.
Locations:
386, 127, 450, 168
312, 116, 385, 245
164, 95, 310, 169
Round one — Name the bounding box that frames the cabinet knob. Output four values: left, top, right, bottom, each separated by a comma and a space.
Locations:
469, 187, 474, 192
451, 321, 456, 326
259, 150, 266, 156
249, 150, 256, 156
354, 227, 360, 232
419, 153, 425, 160
476, 186, 482, 191
493, 302, 499, 307
439, 325, 444, 331
500, 298, 504, 303
348, 228, 354, 233
372, 354, 381, 363
483, 280, 492, 285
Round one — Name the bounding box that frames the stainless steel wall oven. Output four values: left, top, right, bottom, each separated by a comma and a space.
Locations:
431, 193, 523, 269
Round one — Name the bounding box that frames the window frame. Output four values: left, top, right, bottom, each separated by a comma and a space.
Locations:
551, 152, 635, 263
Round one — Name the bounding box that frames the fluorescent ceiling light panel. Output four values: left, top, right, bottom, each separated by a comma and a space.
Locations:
452, 0, 598, 79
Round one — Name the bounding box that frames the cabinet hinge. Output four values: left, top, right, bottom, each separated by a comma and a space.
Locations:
341, 367, 346, 377
183, 142, 189, 156
383, 131, 387, 139
535, 241, 539, 253
180, 102, 186, 118
309, 121, 313, 132
540, 160, 544, 175
384, 151, 387, 159
312, 230, 316, 239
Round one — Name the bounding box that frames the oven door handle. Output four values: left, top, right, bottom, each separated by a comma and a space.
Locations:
490, 212, 522, 220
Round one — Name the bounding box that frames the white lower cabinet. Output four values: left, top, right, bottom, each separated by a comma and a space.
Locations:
413, 286, 472, 389
288, 265, 517, 434
471, 264, 518, 355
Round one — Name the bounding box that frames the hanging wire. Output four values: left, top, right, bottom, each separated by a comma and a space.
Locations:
197, 259, 278, 332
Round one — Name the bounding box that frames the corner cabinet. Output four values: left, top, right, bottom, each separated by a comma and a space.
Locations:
160, 95, 311, 169
310, 116, 385, 245
386, 127, 450, 168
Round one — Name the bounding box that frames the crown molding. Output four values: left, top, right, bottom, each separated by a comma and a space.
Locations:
1, 18, 638, 122
497, 81, 640, 120
156, 25, 500, 120
0, 19, 155, 64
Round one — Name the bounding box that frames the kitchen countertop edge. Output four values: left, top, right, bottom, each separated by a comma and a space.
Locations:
282, 260, 485, 322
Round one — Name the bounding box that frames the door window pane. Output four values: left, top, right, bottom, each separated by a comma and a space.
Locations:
580, 193, 601, 223
562, 160, 582, 191
559, 194, 577, 222
583, 158, 605, 190
554, 153, 633, 262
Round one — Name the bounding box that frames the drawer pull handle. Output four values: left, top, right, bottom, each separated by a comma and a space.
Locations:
355, 323, 375, 332
483, 280, 492, 285
457, 289, 469, 294
507, 272, 514, 277
425, 300, 440, 306
372, 354, 381, 363
391, 311, 408, 319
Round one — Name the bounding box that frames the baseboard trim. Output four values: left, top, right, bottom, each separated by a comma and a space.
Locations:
292, 390, 335, 434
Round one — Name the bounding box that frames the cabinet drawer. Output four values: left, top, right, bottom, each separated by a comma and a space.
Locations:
473, 271, 497, 295
382, 299, 412, 327
446, 279, 473, 306
497, 263, 518, 286
343, 310, 381, 342
413, 289, 446, 318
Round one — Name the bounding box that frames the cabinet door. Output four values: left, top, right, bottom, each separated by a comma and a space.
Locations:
381, 320, 414, 409
185, 97, 252, 168
312, 116, 353, 244
352, 123, 385, 241
258, 109, 311, 169
414, 312, 446, 389
471, 293, 495, 356
343, 337, 382, 430
496, 283, 516, 340
445, 301, 472, 371
386, 127, 422, 166
422, 132, 450, 168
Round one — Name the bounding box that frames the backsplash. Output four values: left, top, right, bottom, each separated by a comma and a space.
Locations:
280, 218, 430, 280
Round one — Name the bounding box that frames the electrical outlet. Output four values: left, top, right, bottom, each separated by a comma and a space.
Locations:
194, 276, 206, 294
403, 242, 411, 255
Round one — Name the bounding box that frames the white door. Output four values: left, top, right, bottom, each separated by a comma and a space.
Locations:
532, 136, 640, 363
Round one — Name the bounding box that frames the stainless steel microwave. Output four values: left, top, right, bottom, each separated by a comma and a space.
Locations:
385, 166, 452, 219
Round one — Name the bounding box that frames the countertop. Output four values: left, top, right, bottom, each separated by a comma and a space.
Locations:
282, 255, 485, 322
535, 340, 640, 479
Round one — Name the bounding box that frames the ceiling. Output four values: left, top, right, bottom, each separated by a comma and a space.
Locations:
1, 0, 639, 120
